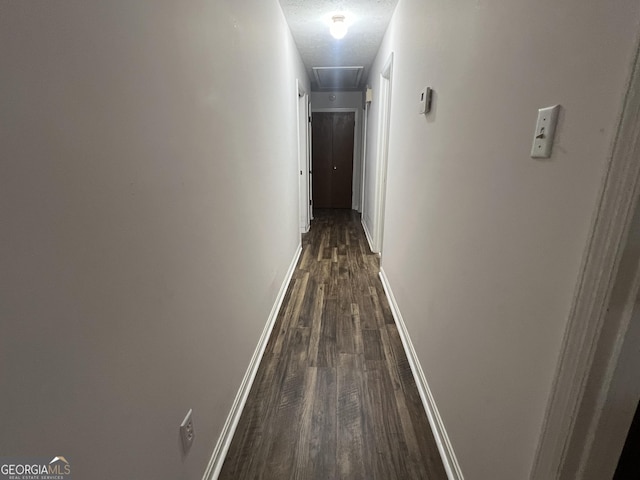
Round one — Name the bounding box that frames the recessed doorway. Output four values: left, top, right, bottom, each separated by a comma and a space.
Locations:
311, 111, 355, 209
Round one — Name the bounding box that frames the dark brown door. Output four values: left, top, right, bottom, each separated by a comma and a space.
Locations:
312, 112, 355, 209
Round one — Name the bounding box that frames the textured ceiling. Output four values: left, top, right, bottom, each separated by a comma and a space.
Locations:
279, 0, 399, 91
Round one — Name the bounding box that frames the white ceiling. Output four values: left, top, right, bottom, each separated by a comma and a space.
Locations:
279, 0, 399, 91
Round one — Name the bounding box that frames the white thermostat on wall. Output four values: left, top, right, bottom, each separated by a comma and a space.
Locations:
419, 87, 433, 114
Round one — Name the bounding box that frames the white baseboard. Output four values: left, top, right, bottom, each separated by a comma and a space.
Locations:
379, 268, 464, 480
361, 218, 377, 254
201, 243, 303, 480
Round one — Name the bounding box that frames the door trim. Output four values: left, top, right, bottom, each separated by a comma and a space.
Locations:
374, 52, 394, 254
296, 80, 310, 233
361, 101, 370, 214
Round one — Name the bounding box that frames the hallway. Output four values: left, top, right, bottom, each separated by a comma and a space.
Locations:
3, 1, 640, 478
218, 210, 447, 479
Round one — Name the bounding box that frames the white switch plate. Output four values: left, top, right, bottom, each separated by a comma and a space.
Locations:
419, 87, 433, 114
531, 105, 560, 158
180, 409, 195, 454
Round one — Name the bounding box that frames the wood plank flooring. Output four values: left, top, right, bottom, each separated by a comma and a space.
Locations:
218, 209, 447, 480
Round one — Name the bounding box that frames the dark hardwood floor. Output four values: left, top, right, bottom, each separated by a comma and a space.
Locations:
218, 209, 447, 480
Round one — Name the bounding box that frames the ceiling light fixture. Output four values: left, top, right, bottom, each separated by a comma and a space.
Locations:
330, 15, 348, 39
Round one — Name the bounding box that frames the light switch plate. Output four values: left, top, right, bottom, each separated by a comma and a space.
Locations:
419, 87, 433, 114
531, 105, 561, 158
180, 409, 195, 454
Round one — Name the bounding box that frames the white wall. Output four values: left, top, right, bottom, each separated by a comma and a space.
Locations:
364, 0, 640, 478
311, 91, 364, 211
0, 1, 308, 478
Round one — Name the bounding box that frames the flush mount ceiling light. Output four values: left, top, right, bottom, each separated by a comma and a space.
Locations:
330, 15, 348, 39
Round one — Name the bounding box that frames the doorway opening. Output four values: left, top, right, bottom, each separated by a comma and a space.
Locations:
296, 80, 311, 233
374, 53, 394, 254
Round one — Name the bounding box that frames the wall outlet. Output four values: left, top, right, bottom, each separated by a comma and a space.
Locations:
180, 409, 195, 454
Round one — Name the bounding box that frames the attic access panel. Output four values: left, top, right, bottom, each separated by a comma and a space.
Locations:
313, 66, 364, 90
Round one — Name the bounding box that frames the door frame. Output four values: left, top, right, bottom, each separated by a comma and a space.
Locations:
308, 97, 313, 221
361, 100, 370, 215
374, 53, 394, 254
296, 80, 311, 233
310, 107, 361, 211
563, 196, 640, 480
